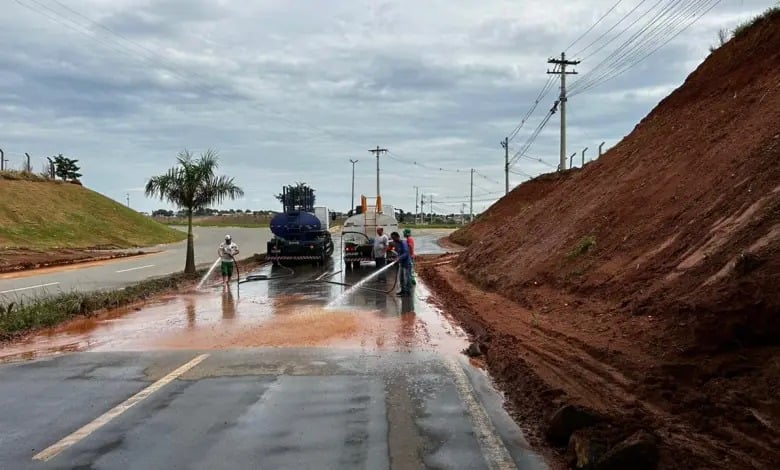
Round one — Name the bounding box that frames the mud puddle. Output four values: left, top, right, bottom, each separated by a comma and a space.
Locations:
1, 231, 468, 362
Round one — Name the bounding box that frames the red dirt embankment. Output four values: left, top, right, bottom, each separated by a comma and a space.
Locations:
425, 10, 780, 470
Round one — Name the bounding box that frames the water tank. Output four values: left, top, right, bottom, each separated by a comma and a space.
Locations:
270, 211, 322, 240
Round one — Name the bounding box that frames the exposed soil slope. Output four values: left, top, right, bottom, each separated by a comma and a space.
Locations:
450, 172, 574, 247
461, 10, 780, 353
0, 179, 185, 250
429, 10, 780, 470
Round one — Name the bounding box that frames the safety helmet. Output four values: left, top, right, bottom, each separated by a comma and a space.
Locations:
403, 228, 411, 236
225, 234, 232, 241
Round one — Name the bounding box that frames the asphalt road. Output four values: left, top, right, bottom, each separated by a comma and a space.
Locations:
0, 230, 546, 469
0, 349, 544, 470
0, 227, 271, 303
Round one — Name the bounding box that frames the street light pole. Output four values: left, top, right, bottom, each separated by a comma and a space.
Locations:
349, 159, 358, 213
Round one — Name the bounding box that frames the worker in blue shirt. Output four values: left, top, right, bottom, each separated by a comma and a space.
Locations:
390, 231, 413, 297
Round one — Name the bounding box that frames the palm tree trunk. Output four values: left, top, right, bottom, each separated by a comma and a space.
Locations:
185, 208, 196, 274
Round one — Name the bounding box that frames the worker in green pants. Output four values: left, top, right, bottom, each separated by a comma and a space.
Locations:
403, 228, 416, 285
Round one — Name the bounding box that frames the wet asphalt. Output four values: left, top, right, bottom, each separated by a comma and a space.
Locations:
0, 227, 272, 303
0, 230, 546, 469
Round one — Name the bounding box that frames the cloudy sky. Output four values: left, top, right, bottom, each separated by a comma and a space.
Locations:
0, 0, 772, 215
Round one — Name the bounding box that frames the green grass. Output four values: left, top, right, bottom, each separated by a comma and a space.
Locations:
0, 254, 265, 339
0, 180, 186, 249
568, 235, 597, 258
0, 277, 183, 339
733, 5, 780, 38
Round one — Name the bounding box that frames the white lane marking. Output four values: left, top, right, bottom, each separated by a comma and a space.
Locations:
443, 357, 517, 470
33, 353, 209, 462
115, 264, 156, 273
0, 282, 60, 294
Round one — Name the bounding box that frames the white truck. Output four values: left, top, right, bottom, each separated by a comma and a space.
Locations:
342, 195, 399, 270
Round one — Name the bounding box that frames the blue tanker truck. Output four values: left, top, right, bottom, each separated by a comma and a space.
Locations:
266, 186, 333, 266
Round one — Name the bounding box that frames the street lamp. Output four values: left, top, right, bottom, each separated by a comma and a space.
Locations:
349, 159, 358, 213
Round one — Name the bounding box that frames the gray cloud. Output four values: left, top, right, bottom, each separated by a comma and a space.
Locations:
0, 0, 772, 214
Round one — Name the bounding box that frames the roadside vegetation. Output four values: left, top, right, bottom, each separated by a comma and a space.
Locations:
710, 4, 779, 51
0, 179, 184, 249
145, 149, 244, 273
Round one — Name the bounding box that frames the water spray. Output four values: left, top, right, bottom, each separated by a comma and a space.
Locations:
196, 258, 222, 290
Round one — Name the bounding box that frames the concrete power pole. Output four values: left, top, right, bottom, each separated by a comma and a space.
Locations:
349, 159, 358, 213
501, 137, 509, 195
414, 186, 419, 224
469, 168, 474, 222
548, 52, 580, 171
368, 146, 388, 199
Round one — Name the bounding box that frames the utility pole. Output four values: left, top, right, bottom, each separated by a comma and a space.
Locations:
349, 159, 358, 213
501, 137, 509, 195
368, 146, 387, 199
414, 186, 419, 224
421, 194, 427, 224
469, 168, 474, 222
548, 52, 580, 171
126, 193, 130, 208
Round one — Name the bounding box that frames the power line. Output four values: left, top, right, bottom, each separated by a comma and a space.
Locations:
508, 101, 558, 169
569, 0, 721, 96
573, 0, 653, 58
507, 70, 559, 143
509, 168, 534, 178
573, 0, 721, 95
565, 0, 626, 52
474, 170, 502, 186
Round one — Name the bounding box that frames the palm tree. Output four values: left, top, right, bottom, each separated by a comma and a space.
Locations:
145, 149, 244, 274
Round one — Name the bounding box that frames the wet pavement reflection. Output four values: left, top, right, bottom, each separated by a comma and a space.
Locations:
1, 230, 468, 362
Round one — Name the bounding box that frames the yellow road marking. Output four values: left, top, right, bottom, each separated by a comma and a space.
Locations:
33, 353, 209, 462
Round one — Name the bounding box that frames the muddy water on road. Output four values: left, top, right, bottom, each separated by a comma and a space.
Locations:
1, 230, 468, 362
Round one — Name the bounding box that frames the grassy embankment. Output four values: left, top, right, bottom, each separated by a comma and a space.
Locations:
0, 174, 185, 249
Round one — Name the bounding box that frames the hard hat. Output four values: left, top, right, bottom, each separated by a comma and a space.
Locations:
225, 234, 232, 241
403, 228, 411, 236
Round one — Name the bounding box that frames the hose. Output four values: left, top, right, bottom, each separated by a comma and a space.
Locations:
238, 263, 295, 283
236, 259, 401, 297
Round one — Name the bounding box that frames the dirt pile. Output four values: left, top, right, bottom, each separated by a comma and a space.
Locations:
425, 9, 780, 470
